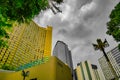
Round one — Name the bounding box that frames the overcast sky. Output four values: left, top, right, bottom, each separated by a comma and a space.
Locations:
34, 0, 120, 68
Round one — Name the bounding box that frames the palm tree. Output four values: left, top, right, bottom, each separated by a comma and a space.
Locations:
48, 0, 63, 14
92, 39, 118, 79
92, 39, 109, 61
21, 70, 30, 80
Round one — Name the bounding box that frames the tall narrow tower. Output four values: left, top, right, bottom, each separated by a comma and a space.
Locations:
0, 21, 52, 69
53, 41, 73, 74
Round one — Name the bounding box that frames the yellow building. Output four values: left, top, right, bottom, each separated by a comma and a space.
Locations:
75, 60, 106, 80
0, 21, 52, 69
0, 56, 73, 80
75, 61, 96, 80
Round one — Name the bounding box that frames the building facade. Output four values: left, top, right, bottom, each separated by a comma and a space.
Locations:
75, 60, 105, 80
99, 55, 117, 80
91, 64, 105, 80
109, 46, 120, 66
53, 41, 74, 79
92, 64, 100, 80
53, 41, 73, 70
0, 21, 52, 69
0, 56, 73, 80
109, 46, 120, 76
98, 46, 120, 80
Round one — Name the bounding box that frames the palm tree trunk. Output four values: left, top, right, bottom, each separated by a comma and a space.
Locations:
102, 48, 118, 79
23, 76, 25, 80
102, 48, 109, 61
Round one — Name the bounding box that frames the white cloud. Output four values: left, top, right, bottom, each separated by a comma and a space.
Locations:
80, 2, 96, 13
59, 4, 71, 21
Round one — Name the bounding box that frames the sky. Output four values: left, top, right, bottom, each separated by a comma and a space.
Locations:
34, 0, 120, 68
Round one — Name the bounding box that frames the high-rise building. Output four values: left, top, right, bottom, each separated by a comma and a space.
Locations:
99, 55, 116, 80
0, 21, 52, 69
75, 60, 105, 80
98, 46, 120, 80
53, 41, 73, 70
108, 46, 120, 66
108, 47, 120, 77
53, 41, 74, 78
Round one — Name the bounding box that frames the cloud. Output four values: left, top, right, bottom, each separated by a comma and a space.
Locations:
58, 23, 92, 39
34, 0, 120, 68
74, 0, 92, 9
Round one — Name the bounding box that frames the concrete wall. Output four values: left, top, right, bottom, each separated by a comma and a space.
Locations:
0, 56, 72, 80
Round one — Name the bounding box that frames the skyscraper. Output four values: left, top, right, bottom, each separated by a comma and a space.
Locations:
53, 41, 74, 79
98, 46, 120, 80
75, 60, 105, 80
0, 21, 52, 69
99, 55, 116, 80
53, 41, 73, 70
108, 46, 120, 66
108, 46, 120, 77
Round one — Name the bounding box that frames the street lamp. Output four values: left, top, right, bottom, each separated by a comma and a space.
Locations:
92, 38, 118, 79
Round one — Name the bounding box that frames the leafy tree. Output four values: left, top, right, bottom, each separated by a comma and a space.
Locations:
0, 0, 63, 48
106, 2, 120, 49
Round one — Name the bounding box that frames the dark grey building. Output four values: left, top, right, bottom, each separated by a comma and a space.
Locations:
53, 41, 74, 79
53, 41, 73, 69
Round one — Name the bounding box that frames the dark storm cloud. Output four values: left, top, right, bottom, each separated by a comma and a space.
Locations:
58, 23, 92, 39
69, 24, 92, 38
34, 0, 120, 68
58, 29, 67, 34
82, 0, 111, 21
